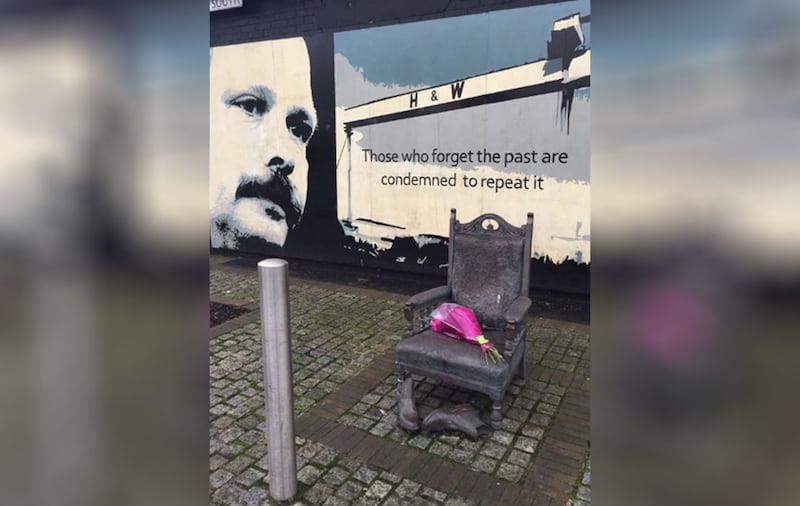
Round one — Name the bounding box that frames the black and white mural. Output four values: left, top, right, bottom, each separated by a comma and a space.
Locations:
210, 1, 590, 289
210, 37, 317, 249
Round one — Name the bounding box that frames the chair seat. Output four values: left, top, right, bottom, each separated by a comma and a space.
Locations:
396, 329, 509, 388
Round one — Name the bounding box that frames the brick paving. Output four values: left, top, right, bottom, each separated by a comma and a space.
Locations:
210, 256, 590, 505
337, 374, 565, 484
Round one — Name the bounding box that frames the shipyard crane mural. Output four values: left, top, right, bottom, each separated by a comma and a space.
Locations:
334, 7, 590, 267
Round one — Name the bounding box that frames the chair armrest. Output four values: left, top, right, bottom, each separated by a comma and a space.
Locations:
404, 285, 451, 337
502, 296, 531, 359
407, 285, 451, 308
504, 296, 531, 325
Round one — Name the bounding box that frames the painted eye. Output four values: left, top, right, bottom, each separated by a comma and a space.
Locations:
230, 94, 266, 117
286, 109, 313, 143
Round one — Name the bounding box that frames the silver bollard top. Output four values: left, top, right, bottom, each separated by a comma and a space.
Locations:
258, 258, 288, 269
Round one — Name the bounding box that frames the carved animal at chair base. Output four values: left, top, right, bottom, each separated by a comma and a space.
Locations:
421, 404, 490, 440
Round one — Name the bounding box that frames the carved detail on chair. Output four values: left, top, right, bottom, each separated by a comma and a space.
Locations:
404, 285, 450, 336
454, 212, 524, 237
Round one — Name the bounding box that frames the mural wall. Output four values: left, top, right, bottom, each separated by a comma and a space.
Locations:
210, 1, 590, 291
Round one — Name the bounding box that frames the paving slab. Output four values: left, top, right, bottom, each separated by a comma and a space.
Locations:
210, 257, 590, 504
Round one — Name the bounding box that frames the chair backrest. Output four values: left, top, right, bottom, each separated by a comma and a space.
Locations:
447, 209, 534, 328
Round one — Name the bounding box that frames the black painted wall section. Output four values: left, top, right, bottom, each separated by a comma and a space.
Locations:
210, 0, 589, 295
211, 0, 572, 47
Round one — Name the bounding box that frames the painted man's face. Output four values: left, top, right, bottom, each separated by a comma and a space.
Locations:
210, 38, 317, 248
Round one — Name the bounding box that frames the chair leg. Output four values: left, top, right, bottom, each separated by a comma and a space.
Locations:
517, 340, 527, 384
490, 399, 503, 430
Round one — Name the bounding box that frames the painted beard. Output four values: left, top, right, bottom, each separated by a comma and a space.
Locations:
234, 175, 302, 230
212, 173, 304, 249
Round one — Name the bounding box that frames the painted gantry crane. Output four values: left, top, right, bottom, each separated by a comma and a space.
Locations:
340, 12, 590, 242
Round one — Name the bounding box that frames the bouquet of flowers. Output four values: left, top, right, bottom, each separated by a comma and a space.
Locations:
430, 303, 504, 364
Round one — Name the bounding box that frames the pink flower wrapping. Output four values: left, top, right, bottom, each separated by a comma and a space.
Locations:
430, 303, 504, 363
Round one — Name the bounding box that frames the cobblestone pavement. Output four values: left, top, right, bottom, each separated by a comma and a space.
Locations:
338, 375, 565, 484
569, 454, 591, 506
210, 258, 590, 505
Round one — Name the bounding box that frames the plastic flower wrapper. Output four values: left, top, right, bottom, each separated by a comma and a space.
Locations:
430, 303, 504, 364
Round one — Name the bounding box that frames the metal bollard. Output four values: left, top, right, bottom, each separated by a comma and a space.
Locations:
258, 259, 297, 501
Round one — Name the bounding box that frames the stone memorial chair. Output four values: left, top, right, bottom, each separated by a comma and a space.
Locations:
395, 209, 533, 431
